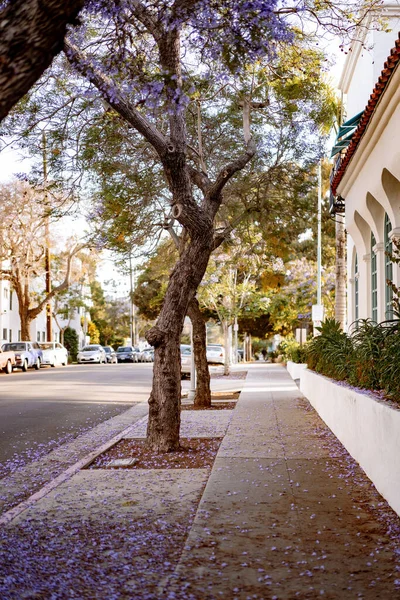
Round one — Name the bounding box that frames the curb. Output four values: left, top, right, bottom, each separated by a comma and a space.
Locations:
0, 414, 149, 526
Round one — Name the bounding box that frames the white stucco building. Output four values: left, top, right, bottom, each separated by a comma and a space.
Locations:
331, 3, 400, 327
0, 272, 91, 347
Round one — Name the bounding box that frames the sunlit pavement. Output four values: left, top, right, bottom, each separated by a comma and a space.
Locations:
1, 364, 400, 599
167, 364, 400, 599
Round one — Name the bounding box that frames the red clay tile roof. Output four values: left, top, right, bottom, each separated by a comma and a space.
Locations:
331, 33, 400, 196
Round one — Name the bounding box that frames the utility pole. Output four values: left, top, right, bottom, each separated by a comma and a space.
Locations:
312, 159, 324, 333
129, 254, 134, 346
317, 159, 322, 306
42, 131, 53, 342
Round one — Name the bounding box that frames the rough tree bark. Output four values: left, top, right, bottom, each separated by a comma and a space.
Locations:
146, 232, 214, 451
0, 0, 85, 122
187, 298, 211, 408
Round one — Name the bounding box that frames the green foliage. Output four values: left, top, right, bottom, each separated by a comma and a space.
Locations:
306, 318, 400, 402
379, 327, 400, 399
347, 319, 388, 390
64, 326, 79, 362
278, 338, 308, 364
306, 319, 354, 381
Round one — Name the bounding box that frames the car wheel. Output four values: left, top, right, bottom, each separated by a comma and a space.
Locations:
22, 359, 28, 372
3, 360, 12, 375
34, 357, 41, 370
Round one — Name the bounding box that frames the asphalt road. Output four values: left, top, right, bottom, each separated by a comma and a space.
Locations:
0, 362, 153, 477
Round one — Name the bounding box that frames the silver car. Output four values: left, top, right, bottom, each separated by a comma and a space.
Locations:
116, 346, 138, 363
77, 345, 106, 364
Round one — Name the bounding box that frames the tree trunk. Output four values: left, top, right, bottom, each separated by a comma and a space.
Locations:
222, 320, 231, 376
0, 0, 85, 122
146, 233, 213, 452
19, 309, 32, 341
335, 214, 347, 330
187, 297, 211, 408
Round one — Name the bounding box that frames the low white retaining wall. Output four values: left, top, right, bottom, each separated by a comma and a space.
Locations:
300, 368, 400, 517
286, 361, 308, 380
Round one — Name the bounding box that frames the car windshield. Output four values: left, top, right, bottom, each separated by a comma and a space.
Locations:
39, 343, 54, 350
117, 347, 132, 352
3, 343, 26, 351
180, 345, 191, 355
82, 346, 100, 351
207, 345, 222, 351
103, 347, 112, 353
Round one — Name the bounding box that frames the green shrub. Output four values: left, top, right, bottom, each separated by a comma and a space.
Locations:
306, 319, 354, 381
379, 325, 400, 399
64, 327, 79, 362
278, 338, 308, 363
305, 317, 400, 402
347, 319, 388, 390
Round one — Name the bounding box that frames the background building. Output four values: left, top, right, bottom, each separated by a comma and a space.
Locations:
331, 2, 400, 327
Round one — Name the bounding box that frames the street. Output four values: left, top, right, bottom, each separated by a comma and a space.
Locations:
0, 363, 153, 477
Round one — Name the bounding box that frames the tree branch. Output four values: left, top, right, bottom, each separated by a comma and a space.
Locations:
63, 38, 169, 158
212, 207, 256, 250
187, 165, 211, 194
0, 0, 85, 122
205, 139, 257, 213
27, 244, 86, 320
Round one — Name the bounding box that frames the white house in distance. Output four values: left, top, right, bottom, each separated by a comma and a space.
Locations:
330, 2, 400, 327
0, 273, 91, 347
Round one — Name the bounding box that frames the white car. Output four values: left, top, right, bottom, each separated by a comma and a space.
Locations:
39, 342, 68, 367
77, 345, 106, 364
180, 344, 192, 378
206, 344, 225, 364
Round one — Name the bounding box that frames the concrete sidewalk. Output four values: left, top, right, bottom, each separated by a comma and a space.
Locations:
166, 365, 400, 599
1, 364, 400, 599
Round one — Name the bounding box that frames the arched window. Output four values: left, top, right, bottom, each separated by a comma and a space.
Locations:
354, 254, 359, 321
384, 213, 393, 320
371, 232, 377, 321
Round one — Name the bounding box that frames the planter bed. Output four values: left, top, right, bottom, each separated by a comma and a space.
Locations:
286, 360, 308, 380
299, 368, 400, 517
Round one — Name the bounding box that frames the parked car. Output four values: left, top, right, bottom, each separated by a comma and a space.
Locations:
116, 346, 138, 363
180, 344, 192, 378
103, 346, 117, 363
2, 341, 43, 371
0, 346, 16, 374
141, 348, 154, 362
39, 342, 68, 367
77, 345, 106, 364
206, 344, 225, 365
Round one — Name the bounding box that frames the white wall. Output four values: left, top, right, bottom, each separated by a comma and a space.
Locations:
0, 279, 87, 346
340, 4, 400, 119
300, 369, 400, 517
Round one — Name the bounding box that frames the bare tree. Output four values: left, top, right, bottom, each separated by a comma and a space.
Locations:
0, 181, 85, 338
